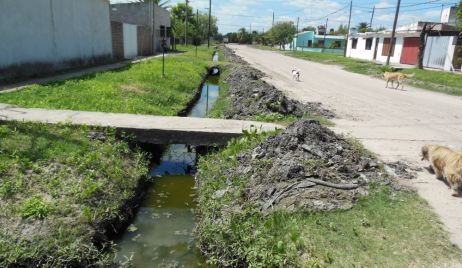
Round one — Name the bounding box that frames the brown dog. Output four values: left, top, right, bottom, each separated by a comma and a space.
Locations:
383, 72, 414, 90
421, 144, 462, 196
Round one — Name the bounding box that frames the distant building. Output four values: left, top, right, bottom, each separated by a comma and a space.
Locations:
0, 0, 113, 80
110, 2, 171, 59
285, 31, 346, 54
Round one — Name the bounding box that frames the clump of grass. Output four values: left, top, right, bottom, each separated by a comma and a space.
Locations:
0, 45, 216, 115
195, 130, 461, 267
0, 121, 149, 267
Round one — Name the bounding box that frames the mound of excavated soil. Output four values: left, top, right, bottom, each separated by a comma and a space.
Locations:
226, 120, 387, 211
221, 46, 334, 120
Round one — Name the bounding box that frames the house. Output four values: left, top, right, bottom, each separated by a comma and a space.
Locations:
0, 0, 113, 79
346, 21, 461, 71
346, 32, 421, 64
110, 2, 171, 59
286, 31, 346, 54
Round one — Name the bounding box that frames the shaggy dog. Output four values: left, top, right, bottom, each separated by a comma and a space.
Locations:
383, 72, 414, 90
292, 68, 300, 81
421, 144, 462, 196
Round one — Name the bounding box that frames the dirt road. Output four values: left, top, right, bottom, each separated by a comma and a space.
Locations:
229, 44, 462, 248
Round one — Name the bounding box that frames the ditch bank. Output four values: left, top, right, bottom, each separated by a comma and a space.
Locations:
219, 45, 334, 120
193, 46, 406, 266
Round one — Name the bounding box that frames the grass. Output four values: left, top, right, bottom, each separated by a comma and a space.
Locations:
0, 121, 149, 267
195, 130, 462, 267
0, 45, 216, 115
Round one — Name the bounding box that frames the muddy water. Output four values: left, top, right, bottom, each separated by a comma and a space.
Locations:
115, 78, 219, 267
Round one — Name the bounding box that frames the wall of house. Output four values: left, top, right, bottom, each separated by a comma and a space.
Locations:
111, 2, 171, 53
375, 37, 404, 64
153, 4, 171, 51
295, 32, 315, 47
346, 37, 377, 61
110, 3, 150, 26
0, 0, 112, 78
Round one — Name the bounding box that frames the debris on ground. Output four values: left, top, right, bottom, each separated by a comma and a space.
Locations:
383, 161, 421, 180
220, 46, 334, 120
223, 120, 388, 211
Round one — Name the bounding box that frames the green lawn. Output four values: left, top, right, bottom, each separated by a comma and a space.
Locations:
0, 45, 215, 115
0, 122, 149, 267
195, 131, 461, 267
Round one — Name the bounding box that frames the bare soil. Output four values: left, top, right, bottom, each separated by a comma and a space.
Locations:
228, 120, 387, 211
220, 46, 333, 120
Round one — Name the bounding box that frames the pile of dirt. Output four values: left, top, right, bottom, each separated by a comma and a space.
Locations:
223, 120, 388, 211
221, 46, 334, 120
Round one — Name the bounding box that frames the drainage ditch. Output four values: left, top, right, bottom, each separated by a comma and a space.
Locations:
114, 77, 220, 267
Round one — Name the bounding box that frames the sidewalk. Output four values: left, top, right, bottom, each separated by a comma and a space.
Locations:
0, 53, 173, 94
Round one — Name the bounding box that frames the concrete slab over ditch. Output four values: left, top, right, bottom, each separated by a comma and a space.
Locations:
0, 104, 282, 145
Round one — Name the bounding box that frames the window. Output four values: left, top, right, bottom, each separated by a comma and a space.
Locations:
166, 27, 171, 38
381, 38, 396, 56
331, 41, 341, 48
160, 25, 166, 38
365, 38, 373, 50
351, 38, 358, 49
307, 40, 313, 47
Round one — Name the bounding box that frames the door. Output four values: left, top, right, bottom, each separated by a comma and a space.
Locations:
123, 23, 138, 59
373, 37, 379, 60
423, 36, 451, 69
400, 37, 420, 65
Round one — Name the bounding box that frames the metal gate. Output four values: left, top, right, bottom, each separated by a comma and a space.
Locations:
423, 36, 451, 69
400, 37, 420, 65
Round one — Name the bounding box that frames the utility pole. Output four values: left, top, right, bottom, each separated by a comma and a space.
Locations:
369, 5, 375, 30
272, 11, 275, 27
208, 0, 212, 48
386, 0, 401, 66
323, 18, 328, 49
294, 16, 299, 52
343, 0, 352, 57
184, 0, 189, 45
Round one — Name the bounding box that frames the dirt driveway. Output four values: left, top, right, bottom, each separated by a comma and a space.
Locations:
228, 44, 462, 248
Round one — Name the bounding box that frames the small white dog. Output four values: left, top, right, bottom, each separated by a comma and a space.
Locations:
292, 68, 300, 81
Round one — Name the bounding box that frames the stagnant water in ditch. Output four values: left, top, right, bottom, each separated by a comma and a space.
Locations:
115, 78, 220, 267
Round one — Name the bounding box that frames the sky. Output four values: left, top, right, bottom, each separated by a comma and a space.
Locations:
111, 0, 460, 34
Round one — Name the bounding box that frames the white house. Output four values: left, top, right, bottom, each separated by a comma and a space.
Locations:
346, 19, 461, 71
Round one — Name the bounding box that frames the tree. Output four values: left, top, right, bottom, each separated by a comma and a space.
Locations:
417, 22, 438, 69
457, 1, 462, 30
356, 22, 371, 33
335, 24, 348, 35
171, 3, 194, 23
268, 21, 296, 50
301, 26, 316, 32
170, 3, 218, 45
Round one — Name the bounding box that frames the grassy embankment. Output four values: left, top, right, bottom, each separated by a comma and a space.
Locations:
0, 122, 148, 266
0, 45, 216, 266
196, 47, 462, 266
209, 50, 333, 126
196, 131, 461, 267
0, 45, 215, 115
